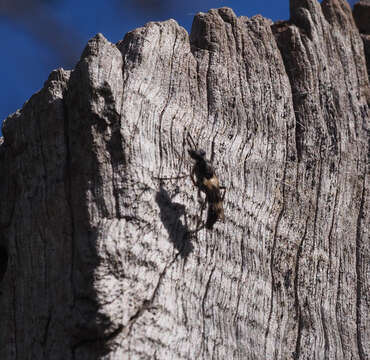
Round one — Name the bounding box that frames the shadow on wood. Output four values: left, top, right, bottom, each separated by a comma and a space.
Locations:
155, 183, 193, 259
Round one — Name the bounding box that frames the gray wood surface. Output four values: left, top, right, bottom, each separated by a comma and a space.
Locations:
0, 1, 368, 359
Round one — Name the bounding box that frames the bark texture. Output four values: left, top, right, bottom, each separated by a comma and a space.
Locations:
0, 0, 369, 359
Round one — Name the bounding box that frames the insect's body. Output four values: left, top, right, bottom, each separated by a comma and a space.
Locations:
206, 200, 224, 230
188, 148, 225, 229
154, 130, 225, 232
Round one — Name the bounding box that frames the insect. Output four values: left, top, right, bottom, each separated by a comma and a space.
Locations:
154, 129, 226, 232
186, 131, 226, 230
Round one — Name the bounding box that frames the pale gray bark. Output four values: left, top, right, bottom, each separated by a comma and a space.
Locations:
0, 0, 368, 359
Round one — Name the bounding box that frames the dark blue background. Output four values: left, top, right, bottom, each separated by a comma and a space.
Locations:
0, 0, 356, 133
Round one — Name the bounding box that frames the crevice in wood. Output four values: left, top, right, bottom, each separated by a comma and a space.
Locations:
264, 128, 288, 357
355, 175, 366, 360
320, 304, 330, 360
200, 263, 216, 359
312, 139, 324, 247
293, 211, 310, 360
272, 22, 304, 162
335, 257, 345, 358
62, 89, 76, 313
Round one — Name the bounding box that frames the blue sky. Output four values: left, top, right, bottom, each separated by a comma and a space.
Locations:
0, 0, 356, 133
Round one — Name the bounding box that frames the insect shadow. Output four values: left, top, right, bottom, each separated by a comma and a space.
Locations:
155, 183, 193, 259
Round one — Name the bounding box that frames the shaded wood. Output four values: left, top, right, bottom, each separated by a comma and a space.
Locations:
0, 1, 368, 359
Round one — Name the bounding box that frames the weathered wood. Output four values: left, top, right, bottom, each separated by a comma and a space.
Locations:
0, 1, 368, 359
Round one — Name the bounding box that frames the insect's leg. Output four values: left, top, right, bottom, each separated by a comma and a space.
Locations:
173, 130, 188, 179
189, 198, 206, 234
196, 195, 207, 226
154, 128, 189, 182
194, 221, 205, 233
153, 174, 188, 181
220, 186, 226, 200
186, 130, 197, 150
189, 167, 197, 187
